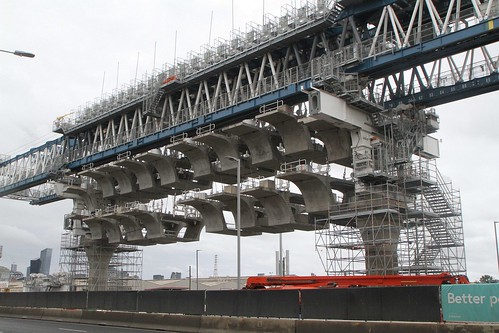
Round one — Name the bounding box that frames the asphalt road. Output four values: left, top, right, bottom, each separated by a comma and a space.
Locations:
0, 317, 177, 333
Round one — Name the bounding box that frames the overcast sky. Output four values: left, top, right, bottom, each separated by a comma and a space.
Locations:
1, 0, 498, 282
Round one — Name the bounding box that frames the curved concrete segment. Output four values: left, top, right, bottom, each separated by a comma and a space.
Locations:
242, 180, 303, 232
193, 132, 240, 173
136, 151, 211, 191
122, 209, 178, 244
277, 167, 337, 214
224, 120, 281, 172
57, 184, 99, 212
95, 164, 137, 198
179, 196, 259, 236
256, 106, 326, 163
160, 214, 204, 242
83, 216, 122, 243
302, 117, 353, 166
79, 169, 117, 198
178, 197, 229, 234
101, 212, 144, 243
168, 140, 237, 184
113, 158, 160, 194
208, 187, 263, 235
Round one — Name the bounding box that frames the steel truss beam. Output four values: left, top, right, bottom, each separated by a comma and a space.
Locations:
1, 0, 499, 198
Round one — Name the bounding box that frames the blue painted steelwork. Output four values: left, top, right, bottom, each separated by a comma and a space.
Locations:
0, 173, 51, 197
349, 17, 499, 78
0, 137, 64, 168
2, 16, 499, 197
385, 72, 499, 109
336, 0, 397, 21
67, 80, 312, 169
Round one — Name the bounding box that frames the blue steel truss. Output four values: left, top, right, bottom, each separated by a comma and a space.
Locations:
1, 0, 499, 198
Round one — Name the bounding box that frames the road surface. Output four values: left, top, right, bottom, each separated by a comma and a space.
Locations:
0, 317, 177, 333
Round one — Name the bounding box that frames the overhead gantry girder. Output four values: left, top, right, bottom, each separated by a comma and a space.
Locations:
1, 0, 499, 200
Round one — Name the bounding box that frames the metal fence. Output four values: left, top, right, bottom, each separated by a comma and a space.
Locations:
0, 286, 441, 322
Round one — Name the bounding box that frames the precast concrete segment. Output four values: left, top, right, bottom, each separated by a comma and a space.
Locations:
300, 117, 352, 167
160, 213, 204, 242
168, 139, 238, 184
256, 106, 327, 164
95, 164, 137, 198
224, 120, 282, 171
179, 197, 260, 236
79, 168, 117, 198
178, 197, 230, 234
113, 158, 159, 193
278, 168, 338, 214
208, 187, 263, 235
241, 180, 306, 231
57, 184, 99, 212
177, 219, 204, 242
135, 151, 212, 191
82, 216, 122, 243
122, 209, 178, 243
101, 212, 144, 243
193, 132, 241, 173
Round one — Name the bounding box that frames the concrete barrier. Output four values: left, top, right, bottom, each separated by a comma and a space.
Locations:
1, 307, 498, 333
295, 319, 499, 333
131, 313, 202, 332
80, 310, 132, 328
0, 306, 44, 320
42, 308, 83, 322
199, 316, 295, 333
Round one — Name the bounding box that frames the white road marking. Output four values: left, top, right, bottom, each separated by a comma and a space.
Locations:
58, 328, 87, 333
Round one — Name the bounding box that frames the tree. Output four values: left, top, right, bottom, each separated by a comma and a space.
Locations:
478, 275, 499, 283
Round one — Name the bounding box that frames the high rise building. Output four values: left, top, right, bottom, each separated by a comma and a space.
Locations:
40, 248, 52, 275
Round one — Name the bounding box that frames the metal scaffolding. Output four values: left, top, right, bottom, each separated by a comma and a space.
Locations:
316, 107, 466, 276
59, 231, 143, 291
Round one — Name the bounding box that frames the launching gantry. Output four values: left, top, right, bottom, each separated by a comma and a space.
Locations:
2, 0, 498, 289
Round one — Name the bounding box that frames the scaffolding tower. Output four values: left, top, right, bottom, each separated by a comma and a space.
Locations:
59, 231, 143, 291
315, 107, 466, 276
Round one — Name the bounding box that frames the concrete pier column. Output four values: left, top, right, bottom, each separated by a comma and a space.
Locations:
356, 217, 401, 275
83, 238, 118, 291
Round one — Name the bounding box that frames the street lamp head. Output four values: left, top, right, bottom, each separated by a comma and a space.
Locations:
225, 155, 240, 162
0, 49, 35, 58
14, 50, 35, 58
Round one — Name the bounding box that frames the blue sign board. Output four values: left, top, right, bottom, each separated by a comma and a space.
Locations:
441, 284, 499, 322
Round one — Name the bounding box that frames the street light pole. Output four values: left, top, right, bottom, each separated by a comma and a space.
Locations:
196, 249, 201, 290
494, 221, 499, 275
0, 49, 35, 58
226, 156, 241, 289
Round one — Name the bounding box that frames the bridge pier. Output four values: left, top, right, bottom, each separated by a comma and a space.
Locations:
83, 238, 118, 291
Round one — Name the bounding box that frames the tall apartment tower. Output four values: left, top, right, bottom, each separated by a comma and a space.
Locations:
40, 248, 52, 275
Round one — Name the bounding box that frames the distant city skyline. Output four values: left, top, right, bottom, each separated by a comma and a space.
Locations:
27, 248, 52, 276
